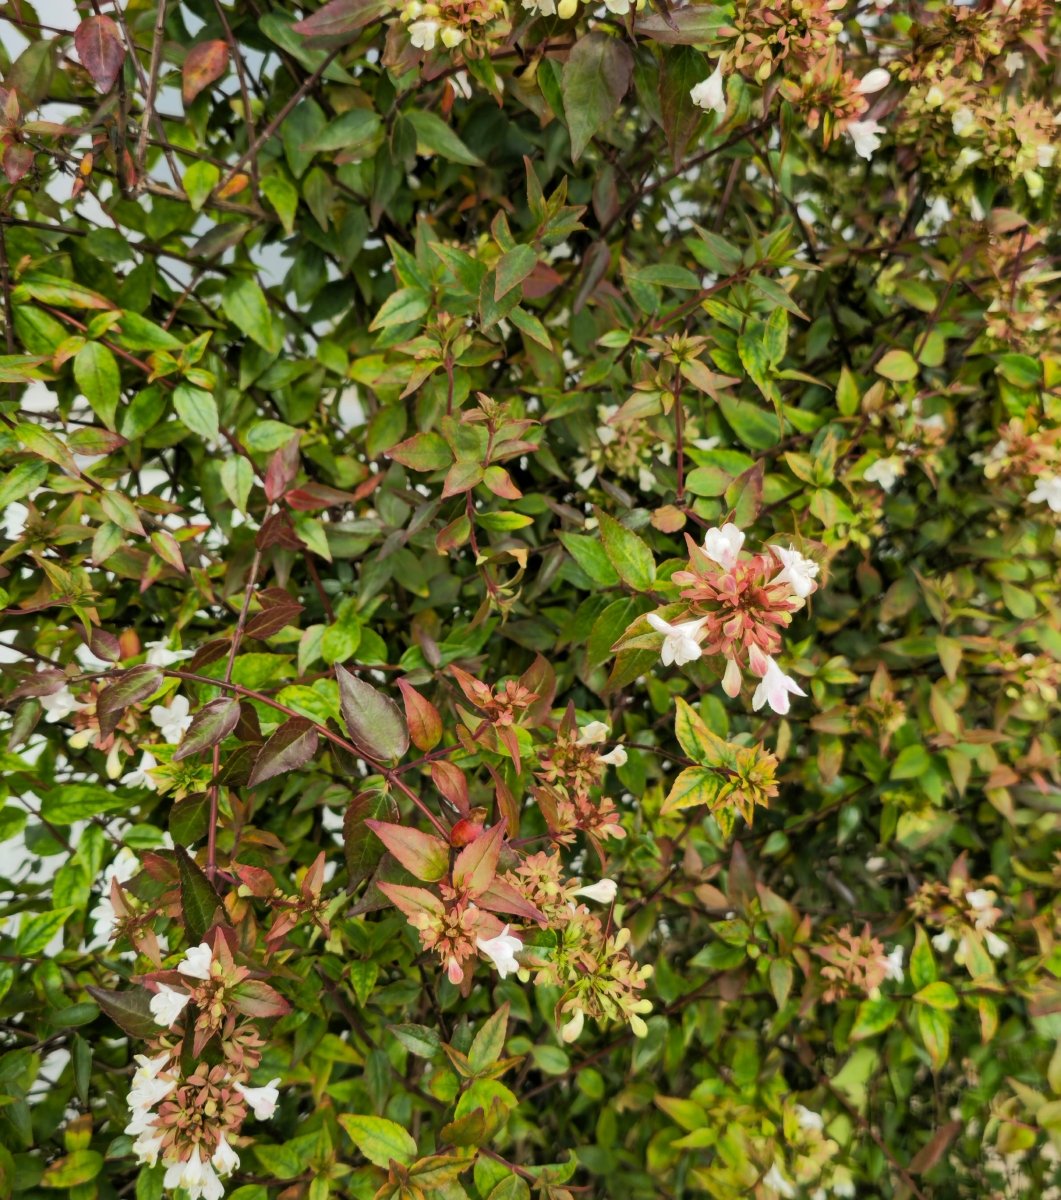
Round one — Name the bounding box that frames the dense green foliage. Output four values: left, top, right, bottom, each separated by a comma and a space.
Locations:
0, 1, 1059, 1199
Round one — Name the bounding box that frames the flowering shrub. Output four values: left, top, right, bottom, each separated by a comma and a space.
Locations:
0, 0, 1059, 1198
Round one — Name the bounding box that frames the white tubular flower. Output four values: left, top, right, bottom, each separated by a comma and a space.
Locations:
120, 752, 158, 791
770, 544, 820, 599
598, 744, 627, 768
151, 694, 192, 743
575, 878, 618, 904
177, 941, 215, 981
965, 888, 995, 912
576, 720, 610, 746
476, 925, 522, 978
864, 455, 905, 491
1028, 474, 1061, 513
646, 613, 708, 667
235, 1077, 281, 1121
884, 944, 904, 982
795, 1105, 824, 1132
39, 686, 87, 723
764, 1163, 797, 1198
212, 1133, 240, 1177
407, 19, 439, 49
439, 25, 464, 48
931, 930, 954, 953
952, 107, 976, 137
150, 984, 191, 1028
925, 85, 945, 108
701, 522, 744, 569
751, 658, 807, 716
984, 931, 1008, 958
132, 1130, 164, 1167
856, 68, 890, 94
1003, 50, 1025, 75
144, 640, 194, 667
560, 1008, 585, 1043
690, 61, 726, 116
847, 119, 886, 160
556, 0, 578, 16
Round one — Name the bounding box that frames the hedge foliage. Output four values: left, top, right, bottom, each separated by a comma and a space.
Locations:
0, 1, 1059, 1198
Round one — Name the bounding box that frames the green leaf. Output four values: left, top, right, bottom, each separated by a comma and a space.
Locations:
220, 456, 254, 513
369, 287, 429, 331
917, 1005, 951, 1070
175, 845, 226, 941
344, 788, 398, 886
261, 174, 299, 235
595, 509, 656, 592
248, 717, 320, 786
184, 160, 220, 212
222, 276, 282, 354
337, 667, 409, 762
173, 697, 241, 761
469, 1003, 510, 1072
338, 1115, 417, 1169
16, 908, 72, 955
41, 1151, 103, 1188
561, 32, 634, 163
850, 995, 900, 1040
73, 341, 120, 429
405, 109, 483, 166
558, 532, 620, 587
915, 981, 958, 1011
494, 245, 538, 302
42, 784, 128, 824
875, 349, 919, 382
173, 383, 220, 441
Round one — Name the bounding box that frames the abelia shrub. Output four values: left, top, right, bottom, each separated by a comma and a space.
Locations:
0, 1, 1058, 1199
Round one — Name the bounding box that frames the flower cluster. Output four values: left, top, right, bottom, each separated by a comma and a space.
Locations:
814, 926, 904, 1003
127, 935, 286, 1200
400, 0, 508, 55
641, 522, 817, 715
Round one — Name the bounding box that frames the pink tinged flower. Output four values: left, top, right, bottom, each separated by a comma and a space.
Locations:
1028, 474, 1061, 513
149, 983, 191, 1028
770, 544, 820, 599
128, 1072, 177, 1111
751, 658, 806, 716
576, 720, 610, 746
150, 693, 192, 743
212, 1134, 240, 1178
560, 1008, 585, 1043
646, 613, 708, 667
883, 945, 904, 982
598, 744, 627, 767
575, 878, 618, 904
722, 657, 742, 698
856, 68, 890, 94
847, 119, 885, 160
476, 926, 522, 978
235, 1078, 281, 1121
177, 941, 214, 981
690, 61, 726, 116
701, 522, 744, 569
447, 956, 464, 985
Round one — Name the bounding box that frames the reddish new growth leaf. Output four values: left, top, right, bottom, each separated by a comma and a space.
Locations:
182, 40, 231, 106
75, 17, 126, 93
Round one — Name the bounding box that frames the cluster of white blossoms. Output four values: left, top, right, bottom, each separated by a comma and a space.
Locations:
933, 888, 1008, 962
575, 719, 628, 767
521, 0, 644, 18
129, 941, 283, 1200
643, 523, 819, 717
